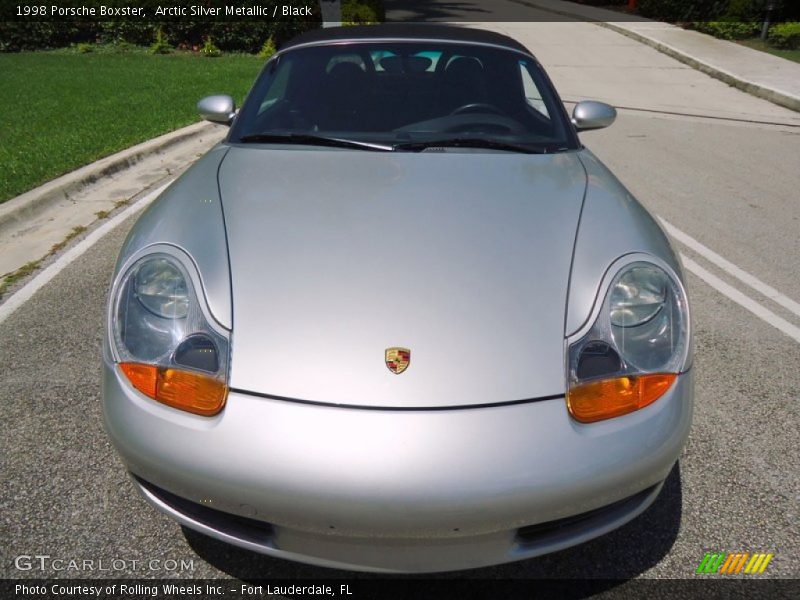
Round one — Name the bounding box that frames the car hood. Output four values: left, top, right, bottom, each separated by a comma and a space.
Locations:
219, 147, 586, 408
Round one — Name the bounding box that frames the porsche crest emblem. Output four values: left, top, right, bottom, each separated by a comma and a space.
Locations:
385, 347, 411, 374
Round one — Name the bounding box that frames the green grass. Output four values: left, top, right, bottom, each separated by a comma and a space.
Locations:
736, 38, 800, 64
0, 49, 264, 203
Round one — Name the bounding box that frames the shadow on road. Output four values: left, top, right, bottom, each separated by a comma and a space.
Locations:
183, 462, 683, 587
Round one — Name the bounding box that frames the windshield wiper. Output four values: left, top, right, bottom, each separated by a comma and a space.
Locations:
394, 138, 551, 154
238, 133, 393, 152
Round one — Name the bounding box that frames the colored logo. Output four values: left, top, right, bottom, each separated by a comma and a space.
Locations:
385, 347, 410, 374
696, 552, 773, 574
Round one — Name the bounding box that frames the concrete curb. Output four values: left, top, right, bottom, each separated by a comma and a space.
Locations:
0, 120, 218, 234
598, 23, 800, 113
510, 0, 799, 113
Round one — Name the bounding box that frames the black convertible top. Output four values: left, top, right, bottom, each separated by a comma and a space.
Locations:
281, 24, 532, 55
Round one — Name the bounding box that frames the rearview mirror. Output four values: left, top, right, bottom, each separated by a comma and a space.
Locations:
571, 101, 616, 132
198, 95, 236, 126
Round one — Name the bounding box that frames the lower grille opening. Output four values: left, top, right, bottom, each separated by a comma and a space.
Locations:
135, 475, 658, 550
516, 484, 658, 544
134, 476, 274, 545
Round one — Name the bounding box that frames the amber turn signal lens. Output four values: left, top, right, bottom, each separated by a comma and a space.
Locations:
567, 373, 677, 423
119, 363, 227, 416
119, 363, 158, 398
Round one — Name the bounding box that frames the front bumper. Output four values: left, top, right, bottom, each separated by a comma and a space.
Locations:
103, 362, 693, 573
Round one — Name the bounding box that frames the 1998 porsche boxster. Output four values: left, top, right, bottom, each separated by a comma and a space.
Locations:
103, 24, 692, 573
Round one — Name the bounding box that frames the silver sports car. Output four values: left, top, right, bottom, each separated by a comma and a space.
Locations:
103, 24, 692, 573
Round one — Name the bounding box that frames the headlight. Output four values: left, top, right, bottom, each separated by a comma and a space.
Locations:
609, 265, 666, 328
567, 261, 690, 423
134, 257, 189, 318
110, 252, 229, 416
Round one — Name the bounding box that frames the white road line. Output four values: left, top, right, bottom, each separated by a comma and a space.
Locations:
0, 181, 172, 327
660, 217, 800, 318
681, 255, 800, 344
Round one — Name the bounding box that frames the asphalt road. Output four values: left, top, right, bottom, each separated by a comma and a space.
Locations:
1, 16, 799, 592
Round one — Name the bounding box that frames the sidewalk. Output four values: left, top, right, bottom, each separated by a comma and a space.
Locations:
515, 0, 800, 112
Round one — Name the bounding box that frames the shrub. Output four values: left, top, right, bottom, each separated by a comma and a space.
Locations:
342, 1, 379, 25
725, 0, 764, 20
639, 0, 799, 22
114, 41, 136, 53
569, 0, 627, 5
206, 22, 273, 53
257, 37, 277, 60
99, 20, 155, 46
200, 36, 222, 57
0, 22, 99, 52
75, 42, 94, 53
357, 0, 385, 21
149, 27, 172, 55
638, 0, 727, 22
768, 21, 800, 48
693, 19, 760, 39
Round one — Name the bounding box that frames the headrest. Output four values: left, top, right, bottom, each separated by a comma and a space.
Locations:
328, 61, 367, 81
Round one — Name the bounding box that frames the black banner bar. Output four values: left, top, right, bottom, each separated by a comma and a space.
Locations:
2, 0, 798, 23
3, 578, 799, 600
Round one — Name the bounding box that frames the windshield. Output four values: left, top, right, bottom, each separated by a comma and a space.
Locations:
230, 42, 578, 152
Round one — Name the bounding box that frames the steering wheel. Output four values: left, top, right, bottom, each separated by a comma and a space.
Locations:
450, 103, 505, 116
442, 114, 527, 134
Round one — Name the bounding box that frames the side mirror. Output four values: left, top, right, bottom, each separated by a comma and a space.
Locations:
198, 95, 236, 126
571, 101, 616, 132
